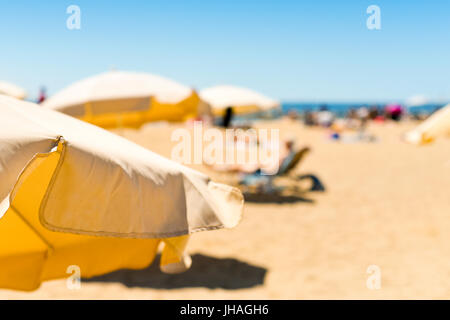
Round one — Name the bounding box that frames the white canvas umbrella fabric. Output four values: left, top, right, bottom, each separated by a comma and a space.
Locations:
200, 85, 280, 114
42, 71, 194, 112
0, 81, 27, 100
0, 95, 243, 238
405, 95, 428, 107
405, 104, 450, 145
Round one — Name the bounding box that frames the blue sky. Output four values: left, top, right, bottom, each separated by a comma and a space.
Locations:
1, 0, 449, 102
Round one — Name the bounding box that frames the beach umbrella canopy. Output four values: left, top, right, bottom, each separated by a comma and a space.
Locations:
405, 104, 450, 145
42, 71, 206, 128
0, 81, 26, 99
405, 95, 428, 107
200, 85, 280, 116
0, 95, 243, 291
385, 104, 404, 114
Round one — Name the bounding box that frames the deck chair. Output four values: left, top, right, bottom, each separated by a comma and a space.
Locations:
238, 147, 311, 193
277, 147, 311, 176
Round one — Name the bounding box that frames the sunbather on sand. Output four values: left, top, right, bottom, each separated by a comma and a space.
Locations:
239, 139, 311, 192
258, 137, 297, 175
211, 138, 308, 175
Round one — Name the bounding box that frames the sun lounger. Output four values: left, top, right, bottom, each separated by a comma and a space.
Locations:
238, 147, 314, 193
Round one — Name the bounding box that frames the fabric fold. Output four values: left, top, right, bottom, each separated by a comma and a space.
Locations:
1, 95, 243, 238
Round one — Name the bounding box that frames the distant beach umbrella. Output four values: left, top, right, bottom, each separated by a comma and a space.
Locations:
385, 104, 403, 113
42, 71, 207, 128
405, 104, 450, 145
0, 96, 243, 291
0, 81, 26, 99
406, 95, 428, 107
200, 85, 280, 116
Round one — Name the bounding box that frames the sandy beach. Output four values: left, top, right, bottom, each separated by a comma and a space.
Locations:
2, 0, 450, 305
1, 118, 450, 299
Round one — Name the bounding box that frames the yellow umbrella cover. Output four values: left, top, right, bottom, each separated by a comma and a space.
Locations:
0, 81, 27, 100
200, 85, 280, 116
0, 96, 243, 291
42, 71, 202, 128
405, 104, 450, 145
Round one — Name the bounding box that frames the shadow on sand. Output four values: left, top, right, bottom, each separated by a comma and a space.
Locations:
84, 254, 267, 290
243, 192, 315, 204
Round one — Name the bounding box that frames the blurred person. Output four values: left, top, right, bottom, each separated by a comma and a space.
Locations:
346, 108, 357, 120
385, 104, 404, 122
329, 119, 347, 140
287, 109, 300, 120
316, 105, 334, 127
37, 87, 47, 104
211, 137, 304, 175
369, 106, 379, 120
221, 106, 234, 128
357, 106, 370, 132
245, 137, 302, 175
303, 109, 316, 126
357, 106, 369, 122
345, 108, 359, 129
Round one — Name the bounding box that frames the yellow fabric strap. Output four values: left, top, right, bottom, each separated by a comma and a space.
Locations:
160, 235, 191, 274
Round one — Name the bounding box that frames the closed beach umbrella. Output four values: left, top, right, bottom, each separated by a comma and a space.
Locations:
0, 81, 26, 99
200, 85, 280, 116
405, 104, 450, 145
0, 95, 243, 291
42, 71, 205, 128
